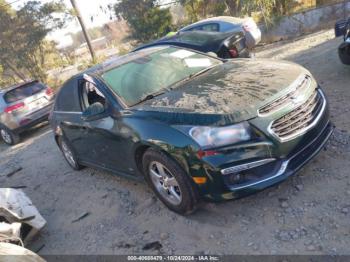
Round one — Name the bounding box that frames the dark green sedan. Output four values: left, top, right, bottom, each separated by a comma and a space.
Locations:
50, 46, 333, 214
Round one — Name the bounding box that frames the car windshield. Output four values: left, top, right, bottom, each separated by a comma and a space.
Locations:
101, 47, 222, 106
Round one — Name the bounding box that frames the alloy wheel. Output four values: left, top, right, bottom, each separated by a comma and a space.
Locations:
149, 161, 182, 206
0, 129, 12, 144
61, 141, 76, 167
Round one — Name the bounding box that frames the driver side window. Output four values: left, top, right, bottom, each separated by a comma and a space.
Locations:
80, 80, 106, 110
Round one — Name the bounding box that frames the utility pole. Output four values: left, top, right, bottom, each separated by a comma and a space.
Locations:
70, 0, 96, 61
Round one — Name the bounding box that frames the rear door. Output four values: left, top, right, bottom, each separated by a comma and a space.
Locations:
53, 77, 88, 162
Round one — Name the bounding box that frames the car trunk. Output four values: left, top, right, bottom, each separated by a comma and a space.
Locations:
4, 82, 53, 118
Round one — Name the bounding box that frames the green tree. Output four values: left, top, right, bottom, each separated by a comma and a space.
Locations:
179, 0, 226, 22
0, 65, 17, 88
114, 0, 172, 42
178, 0, 298, 26
0, 0, 68, 87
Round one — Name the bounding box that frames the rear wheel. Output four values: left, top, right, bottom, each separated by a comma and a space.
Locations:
142, 149, 199, 215
339, 42, 350, 65
0, 126, 20, 145
58, 137, 83, 170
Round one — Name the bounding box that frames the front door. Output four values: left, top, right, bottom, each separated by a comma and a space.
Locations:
77, 77, 134, 174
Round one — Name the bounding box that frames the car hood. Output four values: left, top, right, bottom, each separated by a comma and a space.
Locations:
131, 59, 310, 126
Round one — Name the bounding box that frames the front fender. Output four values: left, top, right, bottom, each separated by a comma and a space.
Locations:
123, 117, 201, 176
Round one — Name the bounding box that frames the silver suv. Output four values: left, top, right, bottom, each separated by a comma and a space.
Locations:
0, 80, 55, 145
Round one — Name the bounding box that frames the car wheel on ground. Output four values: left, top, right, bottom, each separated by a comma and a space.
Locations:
0, 126, 20, 145
338, 42, 350, 65
58, 137, 84, 170
142, 148, 199, 215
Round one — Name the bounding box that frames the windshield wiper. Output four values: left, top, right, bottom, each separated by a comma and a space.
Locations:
189, 66, 216, 79
133, 89, 168, 106
132, 66, 217, 106
168, 66, 217, 90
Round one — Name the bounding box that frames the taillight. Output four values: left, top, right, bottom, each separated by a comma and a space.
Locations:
5, 102, 25, 113
229, 47, 239, 58
197, 150, 220, 159
242, 18, 257, 32
45, 87, 54, 96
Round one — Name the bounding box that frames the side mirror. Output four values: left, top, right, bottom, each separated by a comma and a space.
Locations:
82, 102, 106, 121
335, 19, 347, 37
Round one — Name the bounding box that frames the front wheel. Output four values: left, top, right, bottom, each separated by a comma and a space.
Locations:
142, 149, 199, 215
0, 126, 20, 145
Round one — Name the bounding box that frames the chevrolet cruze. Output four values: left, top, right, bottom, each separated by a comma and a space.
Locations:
50, 46, 333, 214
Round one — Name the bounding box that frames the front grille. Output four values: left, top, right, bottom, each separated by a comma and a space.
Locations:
259, 75, 312, 115
270, 89, 324, 141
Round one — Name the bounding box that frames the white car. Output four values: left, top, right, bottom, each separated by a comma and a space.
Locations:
179, 16, 261, 49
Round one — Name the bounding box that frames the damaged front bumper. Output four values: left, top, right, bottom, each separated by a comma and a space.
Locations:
204, 122, 334, 201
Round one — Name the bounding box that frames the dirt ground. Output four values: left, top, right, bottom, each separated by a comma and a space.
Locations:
1, 29, 350, 255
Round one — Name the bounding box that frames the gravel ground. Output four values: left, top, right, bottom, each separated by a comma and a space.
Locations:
0, 29, 349, 255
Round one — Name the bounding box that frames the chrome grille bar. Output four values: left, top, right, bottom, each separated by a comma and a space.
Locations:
268, 89, 326, 142
259, 75, 312, 116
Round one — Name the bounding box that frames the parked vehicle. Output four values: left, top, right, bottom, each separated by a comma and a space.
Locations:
179, 16, 261, 49
50, 46, 333, 214
134, 30, 250, 59
335, 18, 350, 65
0, 80, 55, 145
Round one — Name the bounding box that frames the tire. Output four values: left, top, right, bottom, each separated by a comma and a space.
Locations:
0, 126, 20, 145
338, 42, 350, 65
142, 148, 199, 215
58, 136, 84, 170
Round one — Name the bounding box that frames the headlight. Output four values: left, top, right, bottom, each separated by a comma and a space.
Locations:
189, 122, 251, 148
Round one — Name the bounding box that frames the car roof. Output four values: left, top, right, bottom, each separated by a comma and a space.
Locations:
163, 31, 235, 42
134, 31, 236, 52
0, 80, 39, 94
181, 16, 245, 30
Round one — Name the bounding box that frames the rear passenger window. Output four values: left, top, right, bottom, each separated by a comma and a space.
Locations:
189, 23, 219, 32
4, 82, 45, 103
54, 77, 81, 112
201, 23, 219, 32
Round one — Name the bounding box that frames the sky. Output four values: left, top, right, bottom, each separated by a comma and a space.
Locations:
12, 0, 117, 47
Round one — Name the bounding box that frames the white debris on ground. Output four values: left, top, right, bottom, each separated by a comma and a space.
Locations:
0, 189, 46, 244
